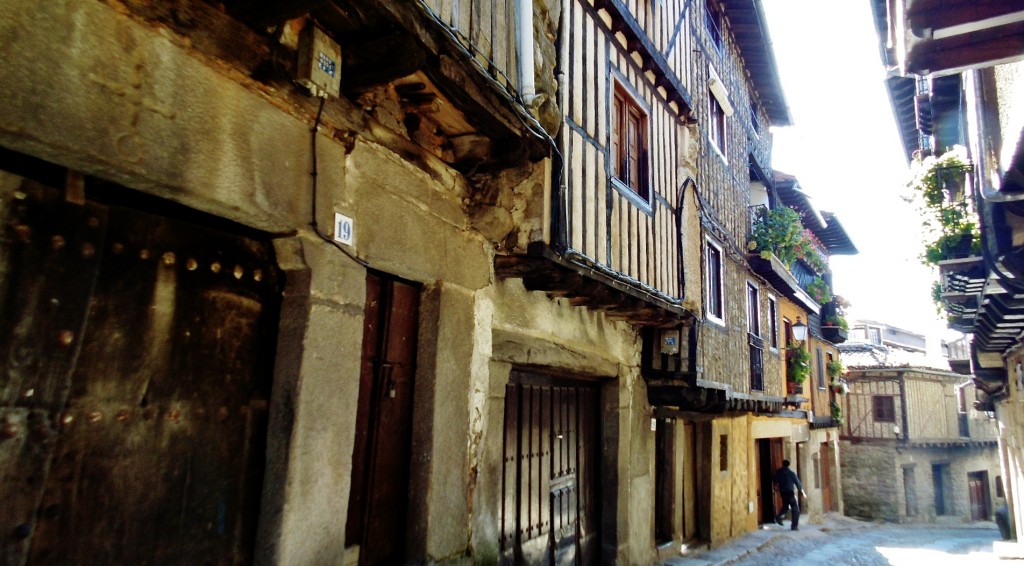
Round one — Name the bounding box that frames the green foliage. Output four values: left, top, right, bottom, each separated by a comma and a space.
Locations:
787, 342, 811, 385
826, 359, 845, 379
906, 146, 978, 266
922, 223, 981, 265
931, 280, 945, 317
830, 400, 843, 423
749, 206, 831, 277
823, 314, 848, 330
805, 276, 832, 304
749, 206, 806, 268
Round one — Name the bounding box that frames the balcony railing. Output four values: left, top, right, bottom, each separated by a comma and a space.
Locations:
420, 0, 520, 100
749, 333, 765, 391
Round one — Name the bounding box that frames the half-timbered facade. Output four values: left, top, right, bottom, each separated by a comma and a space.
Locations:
0, 0, 860, 563
837, 343, 1001, 523
745, 171, 858, 526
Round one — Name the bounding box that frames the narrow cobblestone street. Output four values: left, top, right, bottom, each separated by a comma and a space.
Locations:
660, 514, 1003, 566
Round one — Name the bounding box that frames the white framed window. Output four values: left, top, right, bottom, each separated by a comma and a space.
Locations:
706, 238, 725, 325
746, 281, 760, 337
707, 66, 732, 159
767, 295, 779, 350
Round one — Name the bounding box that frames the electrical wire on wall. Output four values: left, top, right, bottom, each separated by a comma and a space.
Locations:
414, 0, 566, 242
309, 96, 369, 268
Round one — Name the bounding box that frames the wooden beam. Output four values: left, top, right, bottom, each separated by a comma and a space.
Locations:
343, 33, 426, 92
243, 0, 332, 26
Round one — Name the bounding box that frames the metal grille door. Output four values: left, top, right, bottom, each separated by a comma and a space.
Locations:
500, 372, 600, 565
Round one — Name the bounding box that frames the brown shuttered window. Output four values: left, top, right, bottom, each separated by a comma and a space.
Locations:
613, 86, 649, 201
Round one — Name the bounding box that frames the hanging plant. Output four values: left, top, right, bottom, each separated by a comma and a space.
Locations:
826, 359, 845, 379
796, 233, 829, 274
905, 145, 979, 266
831, 379, 849, 395
830, 400, 844, 423
748, 206, 806, 268
823, 314, 848, 330
805, 276, 832, 304
787, 342, 811, 385
931, 280, 945, 315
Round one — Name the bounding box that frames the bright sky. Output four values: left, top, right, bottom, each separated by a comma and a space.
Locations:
761, 0, 957, 347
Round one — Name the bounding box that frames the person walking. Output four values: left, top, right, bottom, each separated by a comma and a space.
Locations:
773, 459, 806, 530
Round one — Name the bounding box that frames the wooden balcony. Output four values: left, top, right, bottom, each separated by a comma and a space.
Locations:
747, 253, 820, 314
821, 325, 848, 344
494, 243, 691, 327
226, 0, 542, 170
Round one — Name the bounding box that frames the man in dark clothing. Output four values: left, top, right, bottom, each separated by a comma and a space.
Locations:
773, 459, 806, 530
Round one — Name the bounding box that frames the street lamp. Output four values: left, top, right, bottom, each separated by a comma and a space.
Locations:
792, 317, 808, 342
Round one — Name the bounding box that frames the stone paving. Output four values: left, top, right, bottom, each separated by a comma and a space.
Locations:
656, 513, 1000, 566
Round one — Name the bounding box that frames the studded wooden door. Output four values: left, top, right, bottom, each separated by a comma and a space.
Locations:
500, 371, 600, 566
0, 163, 279, 564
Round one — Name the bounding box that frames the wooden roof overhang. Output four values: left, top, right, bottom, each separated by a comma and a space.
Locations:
494, 243, 695, 328
898, 0, 1024, 77
226, 0, 547, 168
774, 173, 858, 256
884, 73, 964, 163
650, 381, 789, 415
869, 0, 1024, 78
591, 0, 694, 117
719, 0, 792, 126
817, 211, 858, 255
905, 439, 998, 449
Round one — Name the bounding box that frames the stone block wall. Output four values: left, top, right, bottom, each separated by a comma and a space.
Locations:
898, 445, 1003, 522
839, 441, 900, 520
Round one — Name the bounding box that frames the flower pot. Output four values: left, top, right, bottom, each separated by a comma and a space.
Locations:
787, 382, 803, 395
822, 325, 848, 344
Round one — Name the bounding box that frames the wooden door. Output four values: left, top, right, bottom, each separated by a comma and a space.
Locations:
968, 471, 990, 521
654, 418, 673, 544
681, 422, 697, 541
933, 464, 947, 515
820, 442, 833, 513
346, 273, 419, 565
0, 166, 279, 564
756, 439, 784, 523
500, 372, 600, 565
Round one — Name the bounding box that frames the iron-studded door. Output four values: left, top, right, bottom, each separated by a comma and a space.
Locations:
0, 165, 280, 564
500, 371, 600, 565
346, 272, 419, 565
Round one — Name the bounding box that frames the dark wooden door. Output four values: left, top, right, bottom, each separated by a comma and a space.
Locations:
820, 442, 833, 513
654, 418, 673, 544
933, 464, 947, 515
0, 167, 279, 564
346, 272, 419, 565
968, 471, 989, 521
500, 372, 600, 565
756, 438, 784, 524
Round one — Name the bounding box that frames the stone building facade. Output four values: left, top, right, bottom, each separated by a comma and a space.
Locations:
0, 0, 853, 564
868, 0, 1024, 553
838, 344, 1002, 524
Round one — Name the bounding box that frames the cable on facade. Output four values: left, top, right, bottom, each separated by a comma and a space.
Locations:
309, 96, 370, 268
